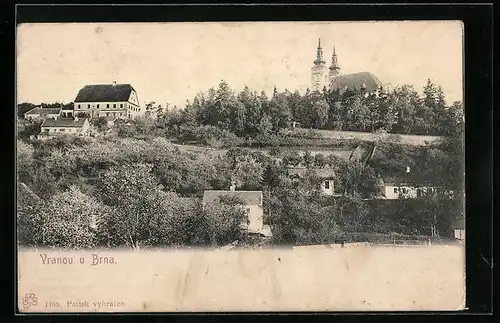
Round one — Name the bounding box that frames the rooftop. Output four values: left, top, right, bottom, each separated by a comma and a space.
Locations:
202, 190, 263, 206
74, 84, 135, 103
331, 72, 383, 93
24, 107, 61, 116
41, 118, 88, 128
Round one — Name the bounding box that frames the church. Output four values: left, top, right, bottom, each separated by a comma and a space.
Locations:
311, 38, 384, 93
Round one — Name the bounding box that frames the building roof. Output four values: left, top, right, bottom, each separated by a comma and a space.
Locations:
24, 107, 61, 116
202, 190, 263, 206
74, 84, 135, 103
41, 118, 88, 128
331, 72, 383, 93
287, 167, 336, 179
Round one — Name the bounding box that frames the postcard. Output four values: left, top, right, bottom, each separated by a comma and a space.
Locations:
16, 21, 465, 312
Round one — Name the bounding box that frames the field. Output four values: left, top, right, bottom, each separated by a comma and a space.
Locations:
288, 128, 443, 146
18, 244, 465, 312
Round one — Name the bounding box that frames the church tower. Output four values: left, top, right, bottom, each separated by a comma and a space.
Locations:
328, 45, 341, 85
310, 38, 329, 92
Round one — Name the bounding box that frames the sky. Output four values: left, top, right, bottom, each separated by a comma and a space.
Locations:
16, 21, 463, 109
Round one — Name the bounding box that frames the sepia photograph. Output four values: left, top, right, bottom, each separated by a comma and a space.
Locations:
16, 20, 465, 312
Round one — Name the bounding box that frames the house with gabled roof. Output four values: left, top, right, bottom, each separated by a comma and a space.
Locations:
73, 82, 142, 120
40, 116, 90, 137
202, 188, 271, 237
24, 107, 61, 121
287, 167, 338, 196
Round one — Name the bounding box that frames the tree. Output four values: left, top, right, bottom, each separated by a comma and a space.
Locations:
314, 153, 327, 168
311, 98, 329, 129
40, 186, 110, 249
203, 196, 247, 246
268, 188, 342, 244
17, 140, 34, 182
255, 113, 273, 142
18, 118, 42, 140
91, 116, 108, 131
394, 85, 418, 134
238, 86, 262, 136
303, 151, 314, 167
17, 102, 36, 118
97, 164, 169, 250
283, 151, 302, 167
232, 153, 264, 190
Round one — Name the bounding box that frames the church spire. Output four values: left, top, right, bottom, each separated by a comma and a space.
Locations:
330, 44, 340, 71
328, 44, 341, 83
314, 38, 325, 66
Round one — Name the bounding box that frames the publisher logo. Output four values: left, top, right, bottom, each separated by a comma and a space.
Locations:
21, 292, 38, 310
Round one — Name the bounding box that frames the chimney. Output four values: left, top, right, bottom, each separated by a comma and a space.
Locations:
112, 81, 117, 86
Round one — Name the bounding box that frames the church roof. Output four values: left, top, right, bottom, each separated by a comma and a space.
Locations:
331, 72, 383, 93
74, 84, 135, 103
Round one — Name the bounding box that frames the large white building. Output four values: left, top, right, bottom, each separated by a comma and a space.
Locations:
72, 82, 142, 120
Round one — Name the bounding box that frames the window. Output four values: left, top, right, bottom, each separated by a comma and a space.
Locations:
77, 104, 81, 109
107, 104, 110, 108
324, 180, 330, 189
106, 113, 109, 116
60, 128, 65, 132
120, 104, 123, 108
393, 188, 398, 194
113, 104, 116, 108
87, 104, 90, 109
97, 104, 100, 109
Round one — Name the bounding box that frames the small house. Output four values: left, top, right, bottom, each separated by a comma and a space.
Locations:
452, 215, 465, 242
24, 107, 61, 120
287, 167, 337, 196
381, 182, 443, 200
40, 117, 90, 137
202, 189, 271, 237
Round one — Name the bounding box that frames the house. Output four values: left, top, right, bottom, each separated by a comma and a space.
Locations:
40, 117, 90, 137
73, 82, 142, 120
202, 189, 271, 237
452, 215, 465, 242
380, 181, 444, 200
24, 107, 61, 120
287, 167, 337, 196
